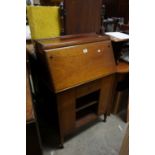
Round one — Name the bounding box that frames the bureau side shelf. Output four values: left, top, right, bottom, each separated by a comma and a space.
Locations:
117, 61, 129, 73
76, 101, 98, 112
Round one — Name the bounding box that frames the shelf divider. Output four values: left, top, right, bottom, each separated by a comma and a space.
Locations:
76, 100, 98, 112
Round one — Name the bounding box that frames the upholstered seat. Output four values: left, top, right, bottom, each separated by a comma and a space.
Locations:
27, 6, 61, 40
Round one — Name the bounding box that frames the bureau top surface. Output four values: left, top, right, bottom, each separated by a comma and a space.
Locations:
35, 33, 110, 50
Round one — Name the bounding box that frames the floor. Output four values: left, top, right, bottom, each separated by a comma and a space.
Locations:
42, 115, 128, 155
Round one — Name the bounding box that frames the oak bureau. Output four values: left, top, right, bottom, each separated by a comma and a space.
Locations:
35, 33, 117, 147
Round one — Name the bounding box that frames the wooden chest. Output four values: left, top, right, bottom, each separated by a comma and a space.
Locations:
35, 33, 116, 93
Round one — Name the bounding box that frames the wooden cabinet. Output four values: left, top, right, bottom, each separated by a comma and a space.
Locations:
64, 0, 102, 34
35, 33, 117, 147
57, 89, 76, 136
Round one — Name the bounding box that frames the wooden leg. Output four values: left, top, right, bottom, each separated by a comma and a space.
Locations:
59, 143, 64, 149
103, 113, 107, 122
113, 91, 122, 114
126, 100, 129, 122
58, 132, 64, 149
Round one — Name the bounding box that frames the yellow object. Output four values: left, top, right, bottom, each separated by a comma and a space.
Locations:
27, 6, 61, 39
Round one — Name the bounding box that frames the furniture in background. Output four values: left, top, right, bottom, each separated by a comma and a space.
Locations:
26, 70, 34, 123
27, 6, 61, 40
40, 0, 62, 6
106, 31, 129, 122
119, 124, 129, 155
34, 33, 117, 147
39, 0, 103, 35
114, 65, 129, 122
119, 24, 129, 34
63, 0, 102, 35
103, 17, 124, 32
103, 0, 129, 24
26, 48, 43, 155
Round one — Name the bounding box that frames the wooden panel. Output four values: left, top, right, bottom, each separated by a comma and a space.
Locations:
103, 0, 118, 18
40, 0, 62, 6
36, 33, 109, 50
46, 41, 116, 92
64, 0, 102, 34
26, 72, 34, 122
117, 0, 129, 24
98, 74, 116, 115
57, 89, 76, 135
119, 124, 129, 155
117, 61, 129, 73
75, 79, 101, 98
26, 123, 42, 155
76, 113, 97, 128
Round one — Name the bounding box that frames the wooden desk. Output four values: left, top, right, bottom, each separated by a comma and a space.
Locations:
105, 32, 129, 43
105, 32, 129, 64
109, 37, 128, 43
35, 33, 117, 147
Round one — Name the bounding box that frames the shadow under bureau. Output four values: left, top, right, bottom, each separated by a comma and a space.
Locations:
35, 33, 117, 147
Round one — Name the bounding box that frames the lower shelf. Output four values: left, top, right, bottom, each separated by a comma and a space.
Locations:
76, 101, 98, 112
76, 113, 97, 128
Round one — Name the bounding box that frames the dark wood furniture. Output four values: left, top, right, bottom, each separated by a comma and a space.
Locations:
40, 0, 62, 6
107, 33, 129, 122
64, 0, 102, 35
103, 0, 129, 24
26, 71, 34, 123
26, 47, 35, 123
26, 48, 43, 155
35, 33, 117, 147
119, 124, 129, 155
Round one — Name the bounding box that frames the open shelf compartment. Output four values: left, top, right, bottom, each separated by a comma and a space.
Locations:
75, 90, 100, 127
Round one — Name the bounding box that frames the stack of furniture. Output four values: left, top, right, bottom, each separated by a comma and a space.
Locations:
34, 33, 117, 147
40, 0, 103, 35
